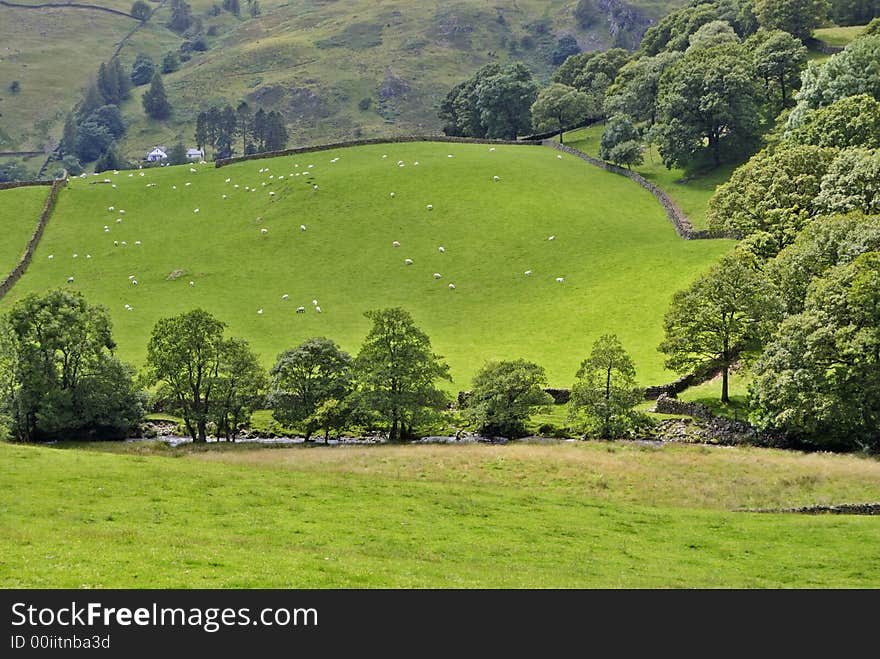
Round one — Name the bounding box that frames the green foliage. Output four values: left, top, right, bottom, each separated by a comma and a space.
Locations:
146, 308, 236, 442
828, 0, 879, 26
551, 35, 581, 66
167, 142, 188, 166
75, 121, 113, 163
0, 161, 29, 183
599, 114, 644, 167
94, 143, 125, 173
162, 51, 180, 75
787, 36, 880, 129
604, 51, 682, 125
1, 290, 143, 441
788, 94, 880, 149
686, 20, 740, 52
654, 43, 761, 168
211, 337, 267, 440
660, 251, 782, 402
142, 73, 171, 120
355, 308, 451, 441
767, 212, 880, 314
750, 252, 880, 450
747, 29, 807, 110
815, 148, 880, 216
753, 0, 830, 41
530, 83, 594, 139
269, 337, 354, 441
167, 0, 193, 33
463, 359, 552, 438
640, 2, 722, 55
358, 97, 372, 111
865, 17, 880, 35
131, 0, 151, 21
569, 335, 642, 438
440, 62, 537, 139
60, 155, 82, 176
707, 144, 837, 249
87, 104, 125, 139
97, 59, 129, 106
222, 0, 240, 16
130, 53, 156, 87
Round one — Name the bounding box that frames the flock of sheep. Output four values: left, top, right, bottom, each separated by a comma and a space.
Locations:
49, 146, 567, 316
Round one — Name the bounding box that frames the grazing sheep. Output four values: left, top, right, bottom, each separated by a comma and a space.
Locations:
225, 178, 231, 183
67, 276, 74, 283
489, 147, 496, 152
234, 184, 239, 189
129, 275, 135, 280
121, 241, 127, 246
447, 154, 453, 158
312, 299, 318, 306
185, 182, 191, 187
282, 294, 289, 300
189, 281, 195, 286
261, 228, 268, 235
48, 255, 54, 260
315, 306, 322, 313
557, 155, 562, 159
269, 191, 276, 196
296, 306, 305, 313
556, 277, 565, 283
262, 182, 267, 187
257, 309, 263, 315
300, 225, 306, 231
390, 192, 395, 198
108, 206, 115, 212
73, 253, 78, 258
382, 154, 388, 158
414, 161, 419, 166
119, 210, 125, 215
493, 176, 500, 181
438, 246, 445, 253
222, 194, 228, 199
404, 258, 413, 265
86, 255, 91, 259
189, 168, 197, 173
116, 218, 122, 224
548, 235, 555, 241
134, 241, 141, 246
392, 241, 400, 247
433, 273, 442, 279
194, 208, 200, 213
104, 227, 110, 233
172, 185, 177, 190
313, 185, 319, 190
524, 270, 532, 276
131, 280, 138, 285
114, 241, 119, 246
426, 204, 433, 210
448, 283, 455, 289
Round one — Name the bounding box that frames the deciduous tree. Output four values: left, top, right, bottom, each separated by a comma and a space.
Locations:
463, 359, 552, 437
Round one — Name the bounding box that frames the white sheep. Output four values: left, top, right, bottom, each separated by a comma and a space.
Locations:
172, 185, 177, 190
448, 283, 455, 289
447, 154, 454, 158
108, 206, 115, 212
414, 161, 419, 166
313, 185, 319, 190
556, 277, 565, 283
194, 208, 200, 213
315, 306, 322, 313
86, 255, 91, 259
116, 218, 122, 224
48, 255, 54, 260
548, 235, 555, 241
438, 246, 445, 253
493, 176, 500, 181
524, 270, 532, 276
392, 241, 400, 247
489, 147, 496, 152
390, 192, 395, 198
185, 182, 191, 187
257, 309, 263, 315
296, 306, 305, 313
121, 241, 127, 246
557, 155, 562, 159
300, 225, 306, 231
134, 241, 141, 246
119, 210, 125, 215
114, 241, 119, 246
189, 168, 197, 173
225, 178, 231, 183
433, 273, 442, 279
222, 194, 228, 199
405, 258, 413, 265
67, 276, 74, 283
73, 253, 78, 258
281, 294, 289, 300
131, 280, 138, 285
312, 299, 318, 306
234, 184, 239, 189
129, 275, 135, 280
269, 191, 276, 196
426, 204, 433, 210
189, 281, 195, 286
261, 228, 268, 235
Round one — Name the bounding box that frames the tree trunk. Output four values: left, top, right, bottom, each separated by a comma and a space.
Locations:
197, 418, 207, 442
721, 339, 730, 404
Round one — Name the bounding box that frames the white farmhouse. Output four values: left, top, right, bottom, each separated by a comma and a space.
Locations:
146, 146, 168, 162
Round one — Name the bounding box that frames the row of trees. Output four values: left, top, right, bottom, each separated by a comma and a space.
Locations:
194, 103, 288, 158
0, 292, 646, 444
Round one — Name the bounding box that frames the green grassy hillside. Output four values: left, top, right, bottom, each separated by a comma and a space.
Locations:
2, 440, 879, 587
0, 0, 689, 159
0, 185, 47, 275
563, 124, 736, 231
0, 141, 733, 387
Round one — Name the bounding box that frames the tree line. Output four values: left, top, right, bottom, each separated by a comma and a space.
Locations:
194, 103, 288, 159
0, 293, 646, 444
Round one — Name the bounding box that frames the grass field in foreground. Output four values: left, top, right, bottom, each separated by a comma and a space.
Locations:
1, 441, 879, 588
0, 142, 732, 387
563, 125, 737, 231
0, 186, 48, 276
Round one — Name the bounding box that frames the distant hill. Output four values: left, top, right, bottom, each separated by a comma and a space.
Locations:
0, 0, 687, 166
